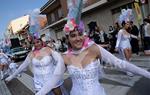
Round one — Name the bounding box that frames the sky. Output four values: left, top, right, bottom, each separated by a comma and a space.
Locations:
0, 0, 48, 39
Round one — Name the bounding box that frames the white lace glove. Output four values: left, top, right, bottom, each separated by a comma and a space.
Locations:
98, 45, 150, 79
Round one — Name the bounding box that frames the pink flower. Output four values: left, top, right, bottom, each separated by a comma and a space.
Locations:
64, 18, 77, 34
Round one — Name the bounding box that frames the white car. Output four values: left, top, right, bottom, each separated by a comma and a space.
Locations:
10, 47, 29, 61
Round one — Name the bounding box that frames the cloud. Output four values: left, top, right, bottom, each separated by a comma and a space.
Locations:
27, 8, 40, 16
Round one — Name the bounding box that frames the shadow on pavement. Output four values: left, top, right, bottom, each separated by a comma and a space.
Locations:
127, 70, 150, 95
6, 79, 34, 95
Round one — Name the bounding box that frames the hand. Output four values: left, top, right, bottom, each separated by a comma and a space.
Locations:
5, 76, 12, 84
115, 48, 118, 52
137, 37, 140, 40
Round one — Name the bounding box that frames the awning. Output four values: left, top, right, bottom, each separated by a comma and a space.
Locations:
9, 15, 30, 34
41, 17, 67, 31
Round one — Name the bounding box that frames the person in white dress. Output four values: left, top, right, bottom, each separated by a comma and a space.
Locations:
0, 49, 10, 79
5, 38, 67, 95
115, 21, 139, 76
33, 18, 150, 95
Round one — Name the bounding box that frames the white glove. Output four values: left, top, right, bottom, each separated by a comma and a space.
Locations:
5, 76, 13, 83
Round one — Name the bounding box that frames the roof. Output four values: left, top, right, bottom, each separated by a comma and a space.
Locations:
9, 15, 30, 34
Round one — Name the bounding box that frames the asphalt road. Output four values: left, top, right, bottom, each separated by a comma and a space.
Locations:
127, 70, 150, 95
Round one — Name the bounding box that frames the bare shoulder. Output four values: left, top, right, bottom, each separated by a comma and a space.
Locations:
89, 44, 100, 53
88, 44, 101, 57
43, 47, 52, 53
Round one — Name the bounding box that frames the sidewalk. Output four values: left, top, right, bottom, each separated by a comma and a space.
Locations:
0, 80, 11, 95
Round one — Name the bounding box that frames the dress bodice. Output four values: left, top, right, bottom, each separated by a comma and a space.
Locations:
32, 56, 63, 91
67, 60, 106, 95
32, 56, 54, 75
121, 33, 130, 41
116, 29, 131, 49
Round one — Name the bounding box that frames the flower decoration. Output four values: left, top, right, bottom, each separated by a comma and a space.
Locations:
64, 18, 77, 34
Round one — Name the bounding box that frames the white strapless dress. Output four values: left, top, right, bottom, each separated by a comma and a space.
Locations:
67, 60, 106, 95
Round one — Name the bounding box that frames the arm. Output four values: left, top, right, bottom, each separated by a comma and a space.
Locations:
2, 53, 9, 59
97, 45, 150, 79
115, 30, 122, 48
5, 52, 32, 82
36, 51, 66, 95
2, 53, 11, 63
130, 34, 138, 39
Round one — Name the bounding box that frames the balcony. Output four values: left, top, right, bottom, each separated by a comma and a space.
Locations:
82, 0, 108, 13
40, 0, 61, 14
83, 0, 102, 8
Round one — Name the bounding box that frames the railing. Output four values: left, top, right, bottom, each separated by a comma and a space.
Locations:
83, 0, 102, 8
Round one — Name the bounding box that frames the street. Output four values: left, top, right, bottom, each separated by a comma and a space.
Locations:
0, 54, 150, 95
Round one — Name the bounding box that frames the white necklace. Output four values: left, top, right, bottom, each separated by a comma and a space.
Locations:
71, 47, 86, 55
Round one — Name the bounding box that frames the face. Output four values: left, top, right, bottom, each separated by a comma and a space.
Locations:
68, 29, 84, 50
124, 22, 131, 30
33, 39, 43, 50
95, 26, 100, 32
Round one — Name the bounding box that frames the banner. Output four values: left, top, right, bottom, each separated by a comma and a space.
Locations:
134, 2, 142, 23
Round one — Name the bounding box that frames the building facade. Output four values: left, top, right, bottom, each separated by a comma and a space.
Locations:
40, 0, 150, 39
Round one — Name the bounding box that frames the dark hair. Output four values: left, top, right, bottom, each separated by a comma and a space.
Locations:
121, 21, 126, 27
32, 37, 42, 44
66, 35, 72, 48
144, 18, 150, 23
130, 21, 133, 24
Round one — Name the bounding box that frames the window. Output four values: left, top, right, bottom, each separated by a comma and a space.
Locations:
58, 8, 63, 18
51, 13, 55, 22
111, 3, 134, 14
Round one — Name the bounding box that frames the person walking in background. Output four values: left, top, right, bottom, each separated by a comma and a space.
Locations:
109, 22, 120, 53
143, 18, 150, 55
130, 21, 139, 55
0, 49, 11, 80
93, 26, 109, 49
115, 21, 139, 76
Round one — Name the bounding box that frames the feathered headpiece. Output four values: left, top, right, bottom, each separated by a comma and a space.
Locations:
64, 0, 85, 35
119, 9, 134, 24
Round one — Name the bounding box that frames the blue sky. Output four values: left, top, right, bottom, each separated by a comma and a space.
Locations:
0, 0, 48, 39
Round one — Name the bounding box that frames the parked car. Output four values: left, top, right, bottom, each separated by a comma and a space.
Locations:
9, 47, 29, 61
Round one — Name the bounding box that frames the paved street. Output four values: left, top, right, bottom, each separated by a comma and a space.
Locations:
0, 54, 150, 95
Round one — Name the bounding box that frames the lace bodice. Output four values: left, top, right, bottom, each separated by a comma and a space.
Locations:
67, 60, 106, 95
32, 56, 63, 91
32, 56, 54, 75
